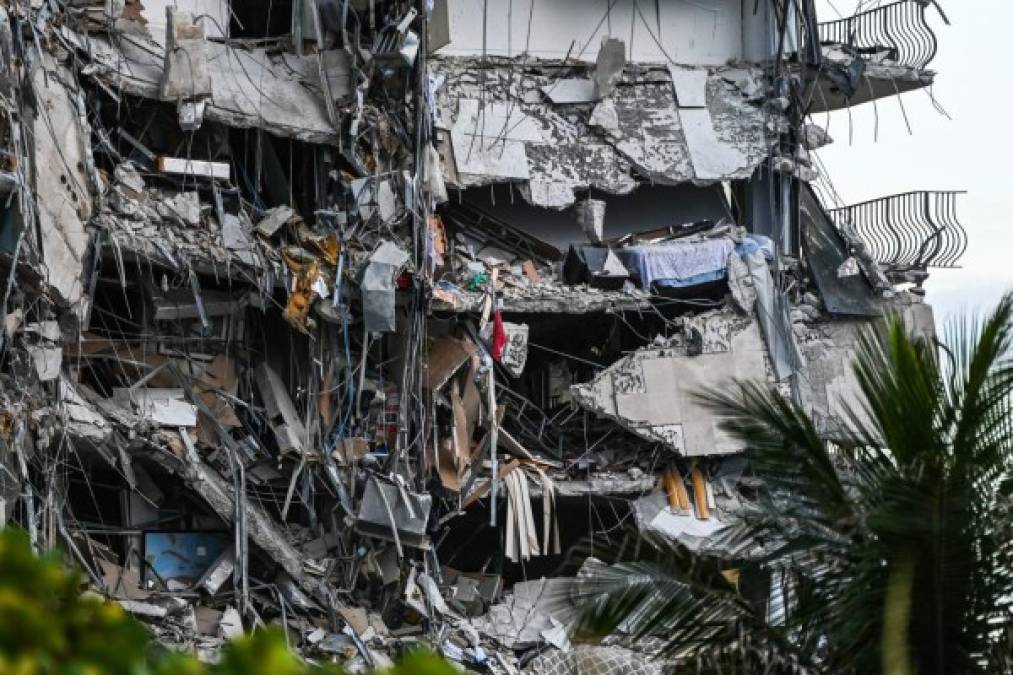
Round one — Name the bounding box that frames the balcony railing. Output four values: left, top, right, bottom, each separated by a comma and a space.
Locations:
817, 0, 947, 70
828, 191, 967, 269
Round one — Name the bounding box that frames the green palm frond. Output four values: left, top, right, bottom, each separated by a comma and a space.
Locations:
571, 293, 1013, 674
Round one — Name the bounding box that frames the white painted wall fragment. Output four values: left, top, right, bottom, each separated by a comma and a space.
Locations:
572, 315, 768, 456
440, 0, 742, 65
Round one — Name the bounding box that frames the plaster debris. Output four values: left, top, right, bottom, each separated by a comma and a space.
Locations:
0, 0, 955, 670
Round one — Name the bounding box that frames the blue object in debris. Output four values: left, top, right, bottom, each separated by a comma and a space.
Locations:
143, 532, 229, 587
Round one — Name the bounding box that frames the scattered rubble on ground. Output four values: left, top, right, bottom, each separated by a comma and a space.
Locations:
0, 0, 958, 671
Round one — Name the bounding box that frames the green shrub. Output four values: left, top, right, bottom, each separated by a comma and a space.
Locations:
0, 529, 455, 675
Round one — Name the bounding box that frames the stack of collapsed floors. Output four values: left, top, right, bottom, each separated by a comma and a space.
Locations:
0, 0, 956, 671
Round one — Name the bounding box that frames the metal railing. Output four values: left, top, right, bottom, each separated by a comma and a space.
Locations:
828, 191, 967, 269
817, 0, 945, 70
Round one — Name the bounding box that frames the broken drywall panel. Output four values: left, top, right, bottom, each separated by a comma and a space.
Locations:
669, 66, 709, 108
61, 28, 338, 143
572, 314, 768, 455
320, 50, 353, 102
424, 337, 478, 390
32, 57, 94, 318
635, 492, 727, 548
255, 363, 308, 455
221, 214, 258, 266
28, 346, 62, 382
112, 388, 199, 427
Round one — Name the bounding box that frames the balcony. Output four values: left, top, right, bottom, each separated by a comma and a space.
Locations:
818, 0, 944, 70
808, 1, 949, 113
828, 191, 967, 272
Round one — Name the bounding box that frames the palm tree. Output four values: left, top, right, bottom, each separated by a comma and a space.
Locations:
571, 294, 1013, 674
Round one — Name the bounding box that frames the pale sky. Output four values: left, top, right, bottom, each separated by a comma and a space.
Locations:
813, 0, 1013, 323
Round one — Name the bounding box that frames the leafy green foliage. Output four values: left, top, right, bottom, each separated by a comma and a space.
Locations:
0, 528, 456, 675
571, 294, 1013, 674
0, 528, 158, 674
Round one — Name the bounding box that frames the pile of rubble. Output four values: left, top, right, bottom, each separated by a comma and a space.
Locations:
0, 0, 954, 672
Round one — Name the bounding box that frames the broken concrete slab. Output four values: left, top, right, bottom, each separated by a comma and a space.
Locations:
572, 313, 769, 455
62, 28, 338, 143
32, 57, 94, 320
594, 37, 625, 98
160, 9, 212, 103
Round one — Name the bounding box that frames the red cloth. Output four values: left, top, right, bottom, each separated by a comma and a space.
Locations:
491, 310, 507, 361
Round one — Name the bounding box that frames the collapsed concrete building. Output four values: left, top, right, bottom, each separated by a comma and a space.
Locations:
0, 0, 961, 671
